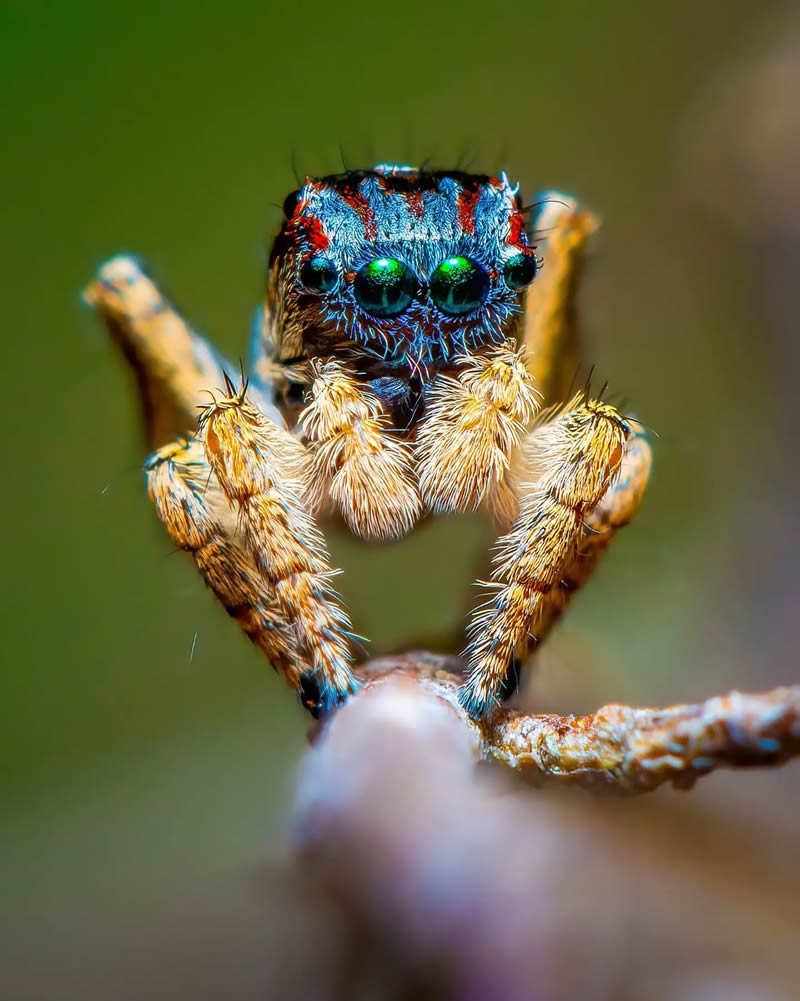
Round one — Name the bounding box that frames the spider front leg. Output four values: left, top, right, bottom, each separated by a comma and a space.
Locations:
85, 255, 282, 445
530, 421, 652, 647
523, 194, 598, 406
144, 436, 303, 692
493, 421, 652, 699
300, 359, 423, 541
459, 396, 630, 718
87, 258, 356, 713
415, 341, 540, 515
199, 382, 359, 710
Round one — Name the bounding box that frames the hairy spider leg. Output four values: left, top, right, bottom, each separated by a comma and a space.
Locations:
145, 436, 303, 692
522, 194, 598, 405
300, 358, 423, 541
459, 396, 629, 718
200, 384, 359, 710
88, 258, 356, 713
506, 420, 652, 687
464, 195, 649, 703
415, 341, 540, 516
85, 255, 281, 445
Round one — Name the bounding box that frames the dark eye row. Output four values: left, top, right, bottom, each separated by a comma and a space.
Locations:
298, 252, 537, 318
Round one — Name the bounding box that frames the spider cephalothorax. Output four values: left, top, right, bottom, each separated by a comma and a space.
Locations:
88, 163, 651, 720
267, 165, 538, 372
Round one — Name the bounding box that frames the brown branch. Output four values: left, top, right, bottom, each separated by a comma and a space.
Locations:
87, 251, 800, 997
490, 684, 800, 792
333, 652, 800, 794
294, 657, 586, 1000
293, 654, 800, 998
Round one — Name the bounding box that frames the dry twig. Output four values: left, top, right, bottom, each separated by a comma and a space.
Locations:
88, 226, 800, 1000
294, 653, 800, 999
332, 652, 800, 793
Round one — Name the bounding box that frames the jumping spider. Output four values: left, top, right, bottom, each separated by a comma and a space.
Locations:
87, 163, 651, 719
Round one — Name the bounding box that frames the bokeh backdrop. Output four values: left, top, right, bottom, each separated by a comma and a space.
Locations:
4, 1, 800, 997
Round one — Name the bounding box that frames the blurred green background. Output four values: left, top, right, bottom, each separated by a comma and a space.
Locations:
3, 1, 800, 997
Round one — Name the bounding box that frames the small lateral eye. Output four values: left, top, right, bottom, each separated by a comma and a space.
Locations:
354, 258, 416, 317
299, 256, 338, 293
503, 251, 537, 290
282, 188, 302, 218
429, 256, 490, 315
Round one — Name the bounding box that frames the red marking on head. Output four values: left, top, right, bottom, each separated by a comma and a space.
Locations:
339, 186, 377, 240
288, 210, 329, 254
457, 186, 480, 235
505, 212, 527, 248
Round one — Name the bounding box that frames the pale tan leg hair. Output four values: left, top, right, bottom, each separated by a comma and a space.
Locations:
84, 255, 282, 445
200, 381, 358, 709
400, 198, 596, 526
145, 437, 302, 692
457, 198, 650, 709
415, 340, 540, 516
496, 421, 653, 701
459, 396, 630, 718
522, 195, 599, 405
300, 359, 423, 541
87, 258, 356, 714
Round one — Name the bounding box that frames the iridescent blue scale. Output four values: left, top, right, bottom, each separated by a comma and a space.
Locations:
273, 164, 538, 367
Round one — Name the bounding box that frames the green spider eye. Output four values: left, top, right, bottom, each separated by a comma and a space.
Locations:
299, 256, 338, 293
354, 258, 416, 317
503, 251, 537, 291
429, 256, 490, 315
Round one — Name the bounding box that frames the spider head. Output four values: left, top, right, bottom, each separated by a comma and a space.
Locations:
268, 165, 538, 369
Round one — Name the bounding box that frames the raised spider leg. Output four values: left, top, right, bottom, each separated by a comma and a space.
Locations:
472, 195, 649, 702
522, 193, 598, 405
459, 395, 630, 718
531, 421, 651, 646
496, 420, 652, 699
144, 435, 303, 692
87, 257, 355, 713
300, 358, 423, 541
415, 340, 540, 517
85, 255, 282, 445
200, 382, 359, 710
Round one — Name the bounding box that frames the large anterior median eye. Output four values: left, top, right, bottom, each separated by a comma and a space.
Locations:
299, 256, 338, 293
353, 258, 416, 317
503, 251, 537, 290
429, 256, 490, 315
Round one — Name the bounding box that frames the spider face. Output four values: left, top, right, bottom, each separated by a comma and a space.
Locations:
90, 164, 651, 720
269, 165, 538, 369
